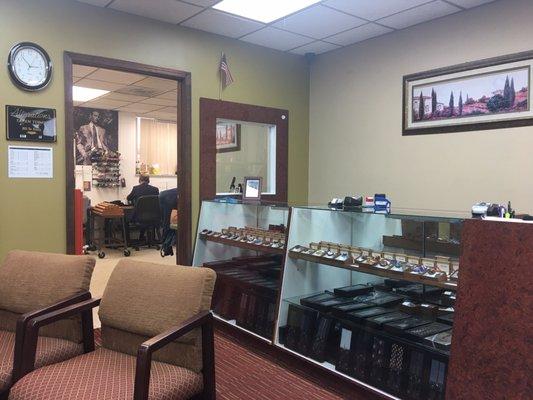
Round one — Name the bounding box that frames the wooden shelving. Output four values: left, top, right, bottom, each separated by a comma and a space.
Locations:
382, 235, 460, 257
289, 251, 457, 290
200, 234, 286, 255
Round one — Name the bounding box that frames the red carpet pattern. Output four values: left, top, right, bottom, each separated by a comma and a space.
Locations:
94, 329, 350, 399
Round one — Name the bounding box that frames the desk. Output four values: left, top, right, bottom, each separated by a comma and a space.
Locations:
85, 206, 131, 258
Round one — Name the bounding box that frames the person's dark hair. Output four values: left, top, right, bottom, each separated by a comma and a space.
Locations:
139, 174, 150, 184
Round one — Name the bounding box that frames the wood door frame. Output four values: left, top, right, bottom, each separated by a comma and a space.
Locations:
64, 52, 192, 265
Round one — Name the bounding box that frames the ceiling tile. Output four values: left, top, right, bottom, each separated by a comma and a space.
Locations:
75, 78, 125, 91
324, 0, 432, 20
144, 110, 177, 121
118, 103, 166, 113
273, 5, 366, 39
327, 23, 393, 46
241, 27, 312, 51
156, 90, 178, 100
84, 98, 131, 109
134, 76, 177, 91
103, 92, 147, 103
446, 0, 495, 8
73, 65, 98, 78
110, 0, 203, 24
378, 1, 461, 29
181, 0, 220, 6
75, 0, 110, 6
181, 9, 264, 38
290, 41, 341, 55
140, 97, 177, 106
157, 107, 178, 114
86, 69, 146, 84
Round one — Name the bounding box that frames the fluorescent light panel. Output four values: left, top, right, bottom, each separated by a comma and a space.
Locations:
213, 0, 321, 23
73, 86, 109, 102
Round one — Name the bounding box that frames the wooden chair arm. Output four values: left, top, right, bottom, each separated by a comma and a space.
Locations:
134, 311, 215, 400
12, 292, 91, 384
16, 298, 101, 380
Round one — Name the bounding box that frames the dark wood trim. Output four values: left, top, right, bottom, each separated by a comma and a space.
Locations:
18, 297, 100, 380
215, 321, 385, 400
11, 291, 91, 384
199, 98, 288, 203
63, 52, 192, 265
403, 49, 533, 135
134, 311, 215, 400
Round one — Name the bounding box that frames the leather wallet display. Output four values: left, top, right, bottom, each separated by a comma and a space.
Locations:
334, 284, 374, 297
405, 322, 451, 341
346, 307, 392, 323
383, 316, 432, 335
365, 311, 411, 329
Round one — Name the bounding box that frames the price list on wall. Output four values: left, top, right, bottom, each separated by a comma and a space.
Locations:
8, 146, 53, 178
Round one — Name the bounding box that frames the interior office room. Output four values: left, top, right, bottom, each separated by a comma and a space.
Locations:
0, 0, 530, 400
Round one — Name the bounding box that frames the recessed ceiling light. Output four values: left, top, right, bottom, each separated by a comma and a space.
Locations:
213, 0, 321, 23
72, 86, 109, 102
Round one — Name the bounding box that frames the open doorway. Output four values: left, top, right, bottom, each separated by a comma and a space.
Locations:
64, 53, 191, 265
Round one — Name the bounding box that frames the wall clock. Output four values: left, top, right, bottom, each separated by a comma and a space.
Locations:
8, 42, 52, 91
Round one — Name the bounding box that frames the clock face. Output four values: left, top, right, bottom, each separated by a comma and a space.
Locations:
8, 42, 52, 91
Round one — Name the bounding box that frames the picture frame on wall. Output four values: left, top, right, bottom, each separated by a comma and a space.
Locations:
216, 122, 241, 153
6, 105, 57, 142
242, 176, 262, 203
403, 50, 533, 135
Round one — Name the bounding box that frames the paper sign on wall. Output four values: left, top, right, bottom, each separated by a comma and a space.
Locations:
8, 146, 53, 178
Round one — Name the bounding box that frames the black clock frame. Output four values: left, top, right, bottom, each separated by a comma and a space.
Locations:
7, 42, 53, 92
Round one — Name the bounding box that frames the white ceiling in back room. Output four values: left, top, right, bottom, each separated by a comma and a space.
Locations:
76, 0, 498, 56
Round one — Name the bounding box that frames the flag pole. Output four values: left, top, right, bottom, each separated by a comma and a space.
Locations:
218, 51, 223, 100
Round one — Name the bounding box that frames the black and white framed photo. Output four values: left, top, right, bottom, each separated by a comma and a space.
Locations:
243, 176, 262, 203
403, 50, 533, 135
6, 105, 57, 142
74, 106, 118, 165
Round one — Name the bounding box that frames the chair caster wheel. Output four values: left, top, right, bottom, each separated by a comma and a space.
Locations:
134, 247, 140, 251
98, 252, 105, 259
88, 245, 97, 251
82, 250, 89, 255
124, 250, 131, 257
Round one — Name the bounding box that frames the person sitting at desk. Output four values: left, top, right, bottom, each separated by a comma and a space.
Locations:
126, 175, 159, 243
127, 175, 159, 205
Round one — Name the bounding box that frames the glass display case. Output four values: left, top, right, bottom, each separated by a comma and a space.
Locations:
193, 200, 290, 341
275, 206, 465, 400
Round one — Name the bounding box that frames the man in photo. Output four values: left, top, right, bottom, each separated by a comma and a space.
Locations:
76, 110, 109, 165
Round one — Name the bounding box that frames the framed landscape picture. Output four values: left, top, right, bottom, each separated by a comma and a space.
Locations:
216, 122, 241, 153
403, 50, 533, 135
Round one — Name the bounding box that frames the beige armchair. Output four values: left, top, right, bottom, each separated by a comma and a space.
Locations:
0, 250, 95, 399
8, 259, 217, 400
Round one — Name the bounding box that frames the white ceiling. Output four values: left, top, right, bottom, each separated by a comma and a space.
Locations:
73, 65, 178, 121
76, 0, 497, 56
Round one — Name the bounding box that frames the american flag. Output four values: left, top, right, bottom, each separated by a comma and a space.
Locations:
219, 53, 234, 88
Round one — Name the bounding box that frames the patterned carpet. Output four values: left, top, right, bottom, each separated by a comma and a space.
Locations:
94, 329, 367, 399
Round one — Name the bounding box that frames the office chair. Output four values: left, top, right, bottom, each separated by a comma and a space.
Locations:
132, 195, 162, 250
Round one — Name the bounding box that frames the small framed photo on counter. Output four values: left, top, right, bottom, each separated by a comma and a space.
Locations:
242, 176, 262, 203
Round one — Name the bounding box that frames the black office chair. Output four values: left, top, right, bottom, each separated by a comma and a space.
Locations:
132, 195, 162, 250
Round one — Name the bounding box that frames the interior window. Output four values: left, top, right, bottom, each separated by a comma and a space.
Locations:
136, 117, 177, 176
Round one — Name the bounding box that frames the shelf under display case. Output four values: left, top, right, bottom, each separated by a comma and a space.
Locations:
275, 207, 463, 400
193, 200, 290, 342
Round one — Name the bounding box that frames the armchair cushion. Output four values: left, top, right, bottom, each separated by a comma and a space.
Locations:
98, 260, 216, 372
0, 330, 83, 391
0, 250, 95, 343
8, 347, 203, 400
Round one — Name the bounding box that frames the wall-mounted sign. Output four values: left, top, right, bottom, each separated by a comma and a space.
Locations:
6, 105, 57, 142
8, 146, 53, 178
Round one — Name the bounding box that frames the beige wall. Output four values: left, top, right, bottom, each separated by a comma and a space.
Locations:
216, 123, 271, 193
0, 0, 309, 258
309, 0, 533, 214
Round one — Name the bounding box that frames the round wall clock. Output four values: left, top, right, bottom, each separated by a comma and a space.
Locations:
8, 42, 52, 91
